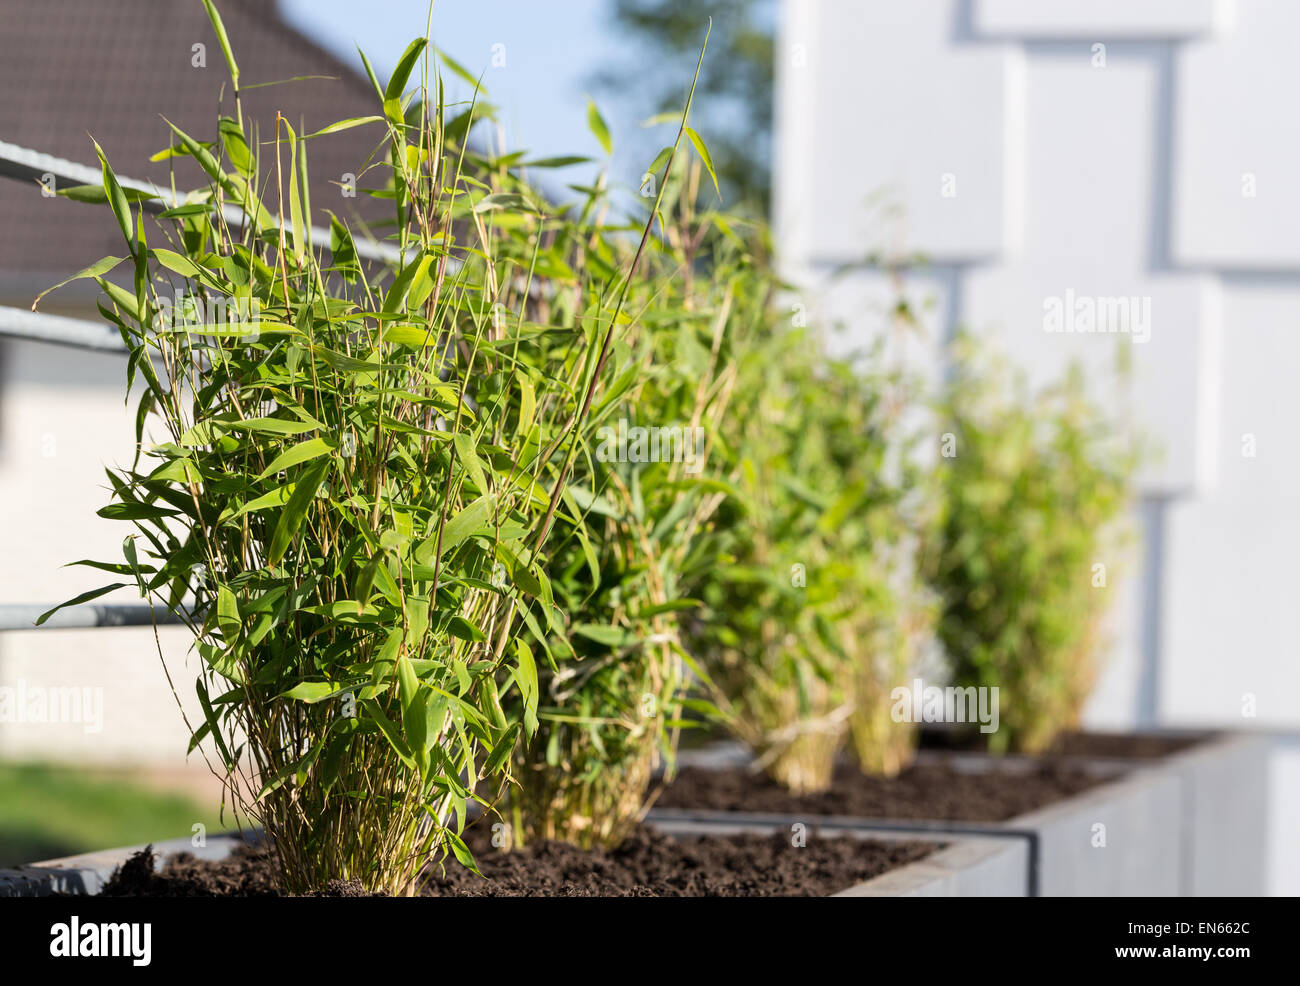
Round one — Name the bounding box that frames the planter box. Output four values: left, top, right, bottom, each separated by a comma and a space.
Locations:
1154, 733, 1268, 896
0, 823, 1025, 898
655, 818, 1028, 896
1000, 766, 1182, 896
6, 733, 1259, 897
656, 732, 1269, 896
0, 831, 258, 897
1004, 731, 1268, 896
653, 765, 1173, 897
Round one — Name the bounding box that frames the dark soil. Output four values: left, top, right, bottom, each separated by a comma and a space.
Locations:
99, 844, 282, 897
92, 825, 936, 897
919, 727, 1209, 759
655, 760, 1109, 822
425, 824, 934, 897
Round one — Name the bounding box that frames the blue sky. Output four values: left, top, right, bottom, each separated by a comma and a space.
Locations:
280, 0, 645, 192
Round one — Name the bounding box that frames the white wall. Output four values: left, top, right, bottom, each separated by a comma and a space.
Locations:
776, 0, 1295, 891
0, 338, 200, 767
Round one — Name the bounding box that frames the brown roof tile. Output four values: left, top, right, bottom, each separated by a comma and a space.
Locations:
0, 0, 389, 301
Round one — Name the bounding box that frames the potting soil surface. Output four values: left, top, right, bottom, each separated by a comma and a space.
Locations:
91, 824, 936, 897
655, 759, 1111, 821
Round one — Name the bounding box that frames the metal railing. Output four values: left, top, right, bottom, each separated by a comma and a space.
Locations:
0, 604, 186, 631
0, 138, 404, 353
0, 139, 403, 260
0, 138, 397, 631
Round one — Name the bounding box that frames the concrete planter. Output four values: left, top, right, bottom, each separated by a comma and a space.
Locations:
0, 822, 1025, 897
1, 733, 1260, 897
0, 831, 257, 897
1142, 733, 1268, 896
653, 818, 1028, 896
1024, 732, 1268, 895
653, 732, 1268, 897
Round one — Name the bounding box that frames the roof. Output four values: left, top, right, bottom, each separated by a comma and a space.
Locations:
0, 0, 388, 304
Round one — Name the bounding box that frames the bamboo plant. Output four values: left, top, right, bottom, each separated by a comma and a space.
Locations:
924, 333, 1136, 753
688, 316, 934, 792
495, 38, 748, 848
35, 1, 676, 893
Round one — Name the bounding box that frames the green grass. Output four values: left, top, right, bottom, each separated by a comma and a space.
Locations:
0, 763, 226, 868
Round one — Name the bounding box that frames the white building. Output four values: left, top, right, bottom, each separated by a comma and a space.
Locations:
774, 0, 1296, 892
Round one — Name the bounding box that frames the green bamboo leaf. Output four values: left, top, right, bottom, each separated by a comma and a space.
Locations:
303, 600, 379, 621
639, 110, 681, 128
67, 558, 156, 576
483, 722, 520, 774
586, 98, 613, 155
407, 254, 437, 309
385, 37, 428, 102
256, 436, 337, 480
90, 138, 134, 254
286, 122, 306, 263
328, 212, 359, 281
438, 51, 482, 91
278, 681, 349, 704
163, 118, 274, 231
56, 185, 158, 205
34, 583, 128, 627
572, 624, 629, 648
382, 253, 433, 313
644, 145, 673, 177
361, 698, 415, 769
445, 831, 481, 877
356, 46, 386, 103
33, 255, 126, 308
508, 557, 541, 597
384, 323, 436, 346
163, 118, 223, 183
216, 584, 240, 643
473, 192, 531, 214
520, 155, 591, 169
227, 417, 319, 436
448, 616, 485, 642
414, 495, 491, 564
201, 0, 240, 87
684, 126, 721, 200
196, 679, 234, 770
397, 656, 428, 777
516, 371, 536, 431
152, 248, 204, 278
98, 502, 177, 521
94, 276, 139, 319
218, 117, 254, 177
383, 97, 405, 127
513, 639, 539, 737
267, 458, 331, 566
304, 116, 384, 139
453, 433, 488, 493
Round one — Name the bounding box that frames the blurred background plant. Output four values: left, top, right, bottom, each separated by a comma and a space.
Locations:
925, 334, 1138, 754
496, 46, 750, 849
684, 281, 936, 792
